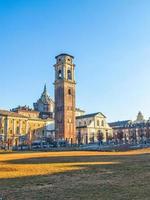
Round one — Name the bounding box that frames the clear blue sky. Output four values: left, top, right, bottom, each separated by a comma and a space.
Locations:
0, 0, 150, 121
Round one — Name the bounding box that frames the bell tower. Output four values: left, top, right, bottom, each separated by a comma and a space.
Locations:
54, 53, 76, 144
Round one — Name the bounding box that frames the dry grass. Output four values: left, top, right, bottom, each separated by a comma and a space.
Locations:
0, 149, 150, 200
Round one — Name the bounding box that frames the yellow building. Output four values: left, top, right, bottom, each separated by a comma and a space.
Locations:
0, 107, 48, 149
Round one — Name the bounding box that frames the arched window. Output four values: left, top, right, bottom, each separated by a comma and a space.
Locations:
97, 120, 100, 126
16, 127, 19, 134
67, 70, 72, 80
58, 70, 62, 79
101, 120, 104, 126
68, 89, 71, 95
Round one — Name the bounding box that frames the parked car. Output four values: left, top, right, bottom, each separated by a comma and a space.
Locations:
15, 144, 29, 150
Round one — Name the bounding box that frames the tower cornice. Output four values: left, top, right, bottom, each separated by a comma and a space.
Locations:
55, 53, 74, 59
53, 79, 76, 85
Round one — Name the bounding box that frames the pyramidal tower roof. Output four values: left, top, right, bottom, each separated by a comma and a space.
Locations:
40, 84, 53, 104
43, 84, 47, 94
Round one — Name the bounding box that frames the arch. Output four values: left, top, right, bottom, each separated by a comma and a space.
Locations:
58, 70, 62, 79
67, 69, 72, 80
101, 120, 104, 126
68, 88, 71, 95
97, 120, 100, 126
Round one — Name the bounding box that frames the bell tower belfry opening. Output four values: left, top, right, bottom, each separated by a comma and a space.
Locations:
54, 53, 76, 144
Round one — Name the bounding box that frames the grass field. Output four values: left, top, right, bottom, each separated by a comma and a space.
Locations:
0, 149, 150, 200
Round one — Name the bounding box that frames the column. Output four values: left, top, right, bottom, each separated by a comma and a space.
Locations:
12, 119, 16, 146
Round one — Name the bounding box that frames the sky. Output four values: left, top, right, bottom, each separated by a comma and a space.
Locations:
0, 0, 150, 122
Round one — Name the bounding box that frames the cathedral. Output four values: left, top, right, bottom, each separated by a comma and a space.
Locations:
32, 53, 112, 144
0, 53, 112, 148
0, 53, 149, 148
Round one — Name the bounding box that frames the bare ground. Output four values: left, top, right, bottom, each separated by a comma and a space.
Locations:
0, 149, 150, 200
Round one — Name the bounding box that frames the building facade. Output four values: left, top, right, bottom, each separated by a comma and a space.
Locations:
109, 112, 150, 144
54, 54, 76, 144
0, 108, 49, 149
76, 112, 112, 144
0, 54, 114, 147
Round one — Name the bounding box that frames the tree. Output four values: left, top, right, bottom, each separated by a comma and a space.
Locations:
146, 127, 150, 142
138, 128, 144, 143
77, 131, 82, 146
130, 129, 137, 144
117, 131, 124, 144
107, 134, 113, 144
97, 131, 104, 146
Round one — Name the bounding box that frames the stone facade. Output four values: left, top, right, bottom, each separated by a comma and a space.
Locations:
0, 54, 115, 147
54, 54, 76, 143
0, 108, 50, 148
76, 112, 112, 144
109, 112, 150, 144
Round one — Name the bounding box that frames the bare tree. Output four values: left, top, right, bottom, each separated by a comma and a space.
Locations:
117, 130, 123, 144
97, 131, 104, 146
77, 131, 82, 146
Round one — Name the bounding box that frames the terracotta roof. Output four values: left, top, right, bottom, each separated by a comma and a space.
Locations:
0, 109, 50, 122
0, 109, 27, 118
17, 110, 39, 113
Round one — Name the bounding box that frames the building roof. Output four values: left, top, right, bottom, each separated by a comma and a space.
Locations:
55, 53, 74, 59
76, 108, 85, 112
109, 120, 131, 128
35, 85, 54, 105
76, 112, 106, 119
0, 109, 27, 118
0, 109, 50, 122
11, 106, 38, 113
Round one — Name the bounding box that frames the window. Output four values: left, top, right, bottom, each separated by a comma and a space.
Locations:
67, 70, 72, 80
44, 105, 48, 111
58, 70, 62, 79
16, 127, 19, 134
97, 120, 100, 126
101, 120, 104, 126
68, 89, 71, 95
